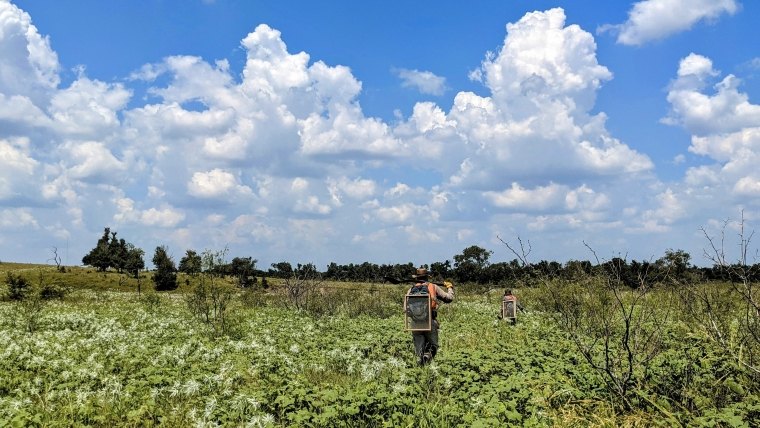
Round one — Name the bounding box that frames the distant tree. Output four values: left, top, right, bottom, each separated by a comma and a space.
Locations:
179, 250, 202, 276
356, 262, 379, 282
429, 260, 452, 280
230, 256, 257, 287
107, 232, 125, 272
82, 227, 141, 275
270, 262, 293, 278
48, 246, 65, 272
124, 244, 145, 279
324, 262, 342, 280
152, 246, 177, 291
453, 245, 493, 283
285, 263, 322, 310
657, 248, 693, 284
82, 227, 112, 271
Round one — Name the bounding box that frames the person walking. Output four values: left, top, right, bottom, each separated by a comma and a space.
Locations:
407, 268, 454, 366
499, 289, 523, 324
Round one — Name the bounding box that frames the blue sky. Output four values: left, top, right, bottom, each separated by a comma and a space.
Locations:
2, 0, 759, 269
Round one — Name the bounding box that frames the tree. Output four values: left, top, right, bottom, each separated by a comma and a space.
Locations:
123, 244, 145, 279
48, 246, 65, 272
107, 232, 127, 272
81, 227, 142, 275
453, 245, 493, 283
186, 248, 236, 337
430, 260, 452, 280
230, 256, 257, 287
82, 227, 112, 271
284, 263, 322, 310
656, 248, 692, 284
179, 250, 202, 276
152, 246, 177, 291
270, 262, 293, 278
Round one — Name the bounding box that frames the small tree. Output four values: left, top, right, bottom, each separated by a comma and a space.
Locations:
501, 234, 671, 409
186, 248, 236, 337
284, 263, 323, 310
82, 227, 112, 271
230, 256, 257, 287
179, 249, 202, 276
124, 244, 145, 279
152, 246, 177, 291
49, 246, 65, 272
692, 212, 760, 378
270, 261, 293, 278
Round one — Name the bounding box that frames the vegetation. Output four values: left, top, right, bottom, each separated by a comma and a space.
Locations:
2, 216, 758, 425
81, 227, 145, 277
152, 246, 178, 291
1, 258, 759, 426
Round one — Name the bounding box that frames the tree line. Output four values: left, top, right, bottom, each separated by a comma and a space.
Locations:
80, 227, 759, 291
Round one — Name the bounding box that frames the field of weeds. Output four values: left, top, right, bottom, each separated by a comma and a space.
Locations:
1, 263, 758, 427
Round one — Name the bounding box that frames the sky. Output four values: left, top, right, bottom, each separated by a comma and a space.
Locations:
1, 0, 760, 269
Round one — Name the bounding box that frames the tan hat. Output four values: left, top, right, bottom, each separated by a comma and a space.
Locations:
414, 267, 428, 279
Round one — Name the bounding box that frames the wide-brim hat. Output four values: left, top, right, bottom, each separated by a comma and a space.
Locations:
413, 267, 428, 279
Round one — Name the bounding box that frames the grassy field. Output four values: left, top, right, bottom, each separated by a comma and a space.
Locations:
1, 263, 758, 427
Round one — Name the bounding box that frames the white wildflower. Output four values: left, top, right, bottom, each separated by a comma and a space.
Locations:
204, 397, 217, 419
183, 379, 201, 396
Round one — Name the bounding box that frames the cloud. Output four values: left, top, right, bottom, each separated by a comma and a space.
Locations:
394, 68, 447, 96
0, 3, 722, 267
187, 169, 251, 199
601, 0, 739, 46
0, 1, 59, 103
114, 197, 185, 228
660, 52, 760, 237
484, 182, 609, 213
665, 53, 760, 138
484, 182, 567, 211
49, 75, 131, 136
0, 137, 40, 201
402, 7, 651, 193
0, 208, 38, 229
374, 203, 419, 224
327, 176, 376, 206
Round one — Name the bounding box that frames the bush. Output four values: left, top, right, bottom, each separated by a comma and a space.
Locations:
186, 275, 239, 338
6, 273, 31, 301
39, 280, 70, 300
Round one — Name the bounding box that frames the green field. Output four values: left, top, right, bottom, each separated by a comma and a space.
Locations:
1, 263, 758, 427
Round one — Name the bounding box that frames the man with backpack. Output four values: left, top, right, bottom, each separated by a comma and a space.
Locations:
499, 288, 522, 324
407, 268, 454, 366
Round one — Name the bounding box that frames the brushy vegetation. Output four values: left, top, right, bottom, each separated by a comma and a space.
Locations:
0, 262, 758, 427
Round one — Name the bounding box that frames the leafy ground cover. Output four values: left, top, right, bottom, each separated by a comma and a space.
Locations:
0, 266, 758, 426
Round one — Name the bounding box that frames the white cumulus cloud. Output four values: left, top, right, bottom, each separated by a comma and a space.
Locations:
602, 0, 739, 46
187, 169, 251, 199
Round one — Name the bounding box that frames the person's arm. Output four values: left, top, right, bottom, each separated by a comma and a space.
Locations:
434, 282, 454, 303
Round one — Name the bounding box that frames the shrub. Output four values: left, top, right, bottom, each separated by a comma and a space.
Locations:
39, 280, 70, 300
186, 275, 238, 338
6, 273, 30, 301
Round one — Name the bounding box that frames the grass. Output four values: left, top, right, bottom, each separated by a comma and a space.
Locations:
0, 262, 758, 426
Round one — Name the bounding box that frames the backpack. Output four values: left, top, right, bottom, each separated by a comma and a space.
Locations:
408, 282, 438, 315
